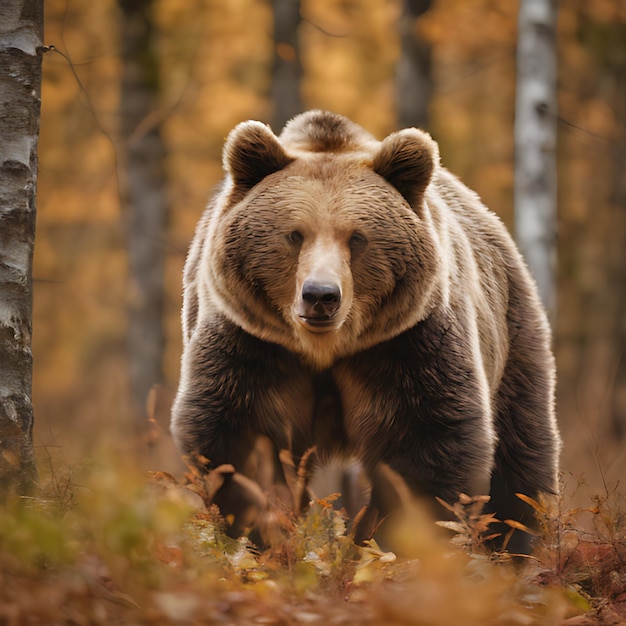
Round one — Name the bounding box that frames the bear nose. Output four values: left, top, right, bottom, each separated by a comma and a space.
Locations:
301, 280, 341, 318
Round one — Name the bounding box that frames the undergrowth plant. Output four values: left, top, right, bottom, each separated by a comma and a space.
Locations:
527, 475, 626, 621
1, 452, 624, 624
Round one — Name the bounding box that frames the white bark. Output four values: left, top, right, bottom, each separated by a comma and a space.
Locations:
514, 0, 558, 321
0, 0, 42, 492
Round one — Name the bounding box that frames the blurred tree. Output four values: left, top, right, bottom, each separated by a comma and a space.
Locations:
612, 137, 626, 437
0, 0, 42, 492
396, 0, 432, 130
118, 0, 168, 420
271, 0, 302, 131
602, 17, 626, 438
514, 0, 558, 320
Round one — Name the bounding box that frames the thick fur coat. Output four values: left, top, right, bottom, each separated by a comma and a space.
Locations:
171, 111, 561, 553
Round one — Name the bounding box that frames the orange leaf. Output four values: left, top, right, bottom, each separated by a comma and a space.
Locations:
503, 518, 539, 536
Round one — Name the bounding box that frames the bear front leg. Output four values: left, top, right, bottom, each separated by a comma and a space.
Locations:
337, 316, 496, 540
172, 324, 262, 472
171, 318, 314, 536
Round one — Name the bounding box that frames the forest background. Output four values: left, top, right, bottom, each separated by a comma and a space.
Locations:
35, 0, 625, 499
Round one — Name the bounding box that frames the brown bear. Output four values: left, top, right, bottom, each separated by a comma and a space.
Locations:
171, 110, 560, 554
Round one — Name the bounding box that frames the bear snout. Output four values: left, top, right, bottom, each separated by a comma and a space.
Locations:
299, 280, 342, 327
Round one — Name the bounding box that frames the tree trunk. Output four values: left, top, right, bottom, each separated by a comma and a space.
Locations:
514, 0, 558, 321
612, 141, 626, 437
271, 0, 302, 131
0, 0, 42, 493
396, 0, 433, 130
609, 52, 626, 437
118, 0, 168, 420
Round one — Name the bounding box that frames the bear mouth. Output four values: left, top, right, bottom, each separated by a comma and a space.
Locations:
299, 315, 338, 333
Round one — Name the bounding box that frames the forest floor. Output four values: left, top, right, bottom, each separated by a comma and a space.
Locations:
1, 445, 626, 626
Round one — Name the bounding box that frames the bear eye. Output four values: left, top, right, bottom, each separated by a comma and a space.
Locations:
287, 230, 304, 245
349, 231, 367, 250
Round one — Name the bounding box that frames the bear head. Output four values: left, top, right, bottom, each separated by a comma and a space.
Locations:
201, 111, 444, 369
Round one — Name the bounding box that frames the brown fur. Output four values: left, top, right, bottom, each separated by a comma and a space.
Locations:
171, 111, 560, 553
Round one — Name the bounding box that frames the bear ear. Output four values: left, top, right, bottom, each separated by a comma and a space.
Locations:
224, 121, 294, 190
372, 129, 439, 204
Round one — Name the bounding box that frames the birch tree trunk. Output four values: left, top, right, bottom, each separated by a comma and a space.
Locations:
396, 0, 433, 130
118, 0, 168, 420
0, 0, 42, 493
514, 0, 558, 320
271, 0, 302, 131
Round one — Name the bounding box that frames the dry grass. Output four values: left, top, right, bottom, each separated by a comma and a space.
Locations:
1, 449, 625, 625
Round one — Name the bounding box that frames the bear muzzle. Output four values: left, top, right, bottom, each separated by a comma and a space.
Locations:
298, 279, 342, 332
